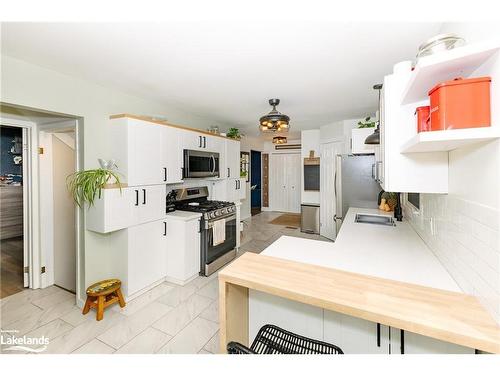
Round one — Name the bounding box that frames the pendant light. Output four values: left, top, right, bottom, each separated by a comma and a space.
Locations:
259, 99, 290, 132
272, 136, 287, 144
365, 84, 383, 145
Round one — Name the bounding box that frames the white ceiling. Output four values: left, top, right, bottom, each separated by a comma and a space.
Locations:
1, 22, 442, 137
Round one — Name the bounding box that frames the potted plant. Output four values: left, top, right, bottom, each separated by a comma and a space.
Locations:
226, 127, 242, 140
357, 116, 377, 128
66, 160, 122, 208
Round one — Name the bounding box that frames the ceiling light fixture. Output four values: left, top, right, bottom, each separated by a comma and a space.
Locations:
259, 99, 290, 133
272, 136, 287, 144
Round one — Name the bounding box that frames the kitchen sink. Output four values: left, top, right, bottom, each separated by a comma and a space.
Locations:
355, 213, 396, 226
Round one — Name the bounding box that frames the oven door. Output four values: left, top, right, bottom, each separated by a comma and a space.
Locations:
201, 214, 237, 275
183, 150, 220, 178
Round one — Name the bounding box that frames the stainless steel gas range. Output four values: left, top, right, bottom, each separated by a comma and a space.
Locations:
172, 186, 237, 276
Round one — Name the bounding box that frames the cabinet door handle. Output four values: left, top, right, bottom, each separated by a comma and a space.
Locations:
163, 221, 167, 236
164, 167, 167, 182
376, 323, 381, 347
227, 167, 230, 178
142, 189, 146, 205
135, 190, 139, 206
199, 136, 202, 148
203, 136, 206, 148
400, 329, 405, 354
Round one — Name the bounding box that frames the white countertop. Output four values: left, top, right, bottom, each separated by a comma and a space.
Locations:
262, 207, 461, 292
165, 210, 202, 221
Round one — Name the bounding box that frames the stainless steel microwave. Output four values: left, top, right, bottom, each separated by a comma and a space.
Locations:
183, 150, 220, 178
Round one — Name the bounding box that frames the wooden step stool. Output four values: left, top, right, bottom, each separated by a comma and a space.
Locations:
83, 279, 126, 321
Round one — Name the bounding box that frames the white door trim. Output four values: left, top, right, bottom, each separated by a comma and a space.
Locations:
38, 119, 83, 303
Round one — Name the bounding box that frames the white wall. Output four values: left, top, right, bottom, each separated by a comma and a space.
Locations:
1, 55, 230, 301
405, 22, 500, 324
439, 22, 500, 44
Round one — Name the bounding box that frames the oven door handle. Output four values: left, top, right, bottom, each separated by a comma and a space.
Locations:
207, 214, 236, 228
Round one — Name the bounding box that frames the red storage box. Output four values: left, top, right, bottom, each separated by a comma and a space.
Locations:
415, 106, 430, 132
428, 76, 491, 131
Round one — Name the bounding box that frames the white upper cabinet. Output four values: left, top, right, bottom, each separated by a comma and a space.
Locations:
183, 130, 206, 150
379, 42, 500, 193
86, 184, 166, 233
109, 117, 179, 186
225, 139, 240, 179
351, 128, 375, 154
379, 71, 448, 193
160, 125, 183, 184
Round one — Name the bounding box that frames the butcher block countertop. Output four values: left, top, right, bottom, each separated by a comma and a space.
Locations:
219, 252, 500, 353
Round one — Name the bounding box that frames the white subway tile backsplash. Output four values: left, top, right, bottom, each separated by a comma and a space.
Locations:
404, 194, 500, 324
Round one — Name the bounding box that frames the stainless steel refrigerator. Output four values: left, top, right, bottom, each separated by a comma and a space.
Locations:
334, 154, 380, 233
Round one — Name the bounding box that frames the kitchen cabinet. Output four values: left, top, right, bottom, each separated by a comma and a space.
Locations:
86, 184, 166, 233
164, 215, 201, 285
182, 131, 224, 153
226, 178, 246, 202
324, 310, 391, 354
109, 117, 165, 186
389, 328, 474, 354
351, 128, 375, 154
133, 185, 166, 224
378, 71, 448, 193
127, 219, 167, 296
225, 139, 240, 179
160, 125, 183, 184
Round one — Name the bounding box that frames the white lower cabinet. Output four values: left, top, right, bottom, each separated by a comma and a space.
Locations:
164, 216, 201, 285
226, 178, 246, 202
127, 219, 167, 296
324, 310, 390, 354
249, 292, 476, 354
390, 328, 474, 354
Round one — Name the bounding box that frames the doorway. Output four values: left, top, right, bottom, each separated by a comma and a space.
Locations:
250, 150, 262, 216
1, 103, 83, 302
269, 152, 301, 213
39, 123, 77, 293
0, 125, 27, 298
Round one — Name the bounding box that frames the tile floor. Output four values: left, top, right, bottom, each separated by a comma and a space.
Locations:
0, 211, 329, 354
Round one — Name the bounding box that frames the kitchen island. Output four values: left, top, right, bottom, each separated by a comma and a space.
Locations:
218, 207, 500, 354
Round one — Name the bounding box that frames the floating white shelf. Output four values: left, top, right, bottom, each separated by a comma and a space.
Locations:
401, 41, 500, 105
400, 127, 500, 153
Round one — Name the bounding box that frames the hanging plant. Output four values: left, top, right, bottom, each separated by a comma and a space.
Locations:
67, 168, 122, 208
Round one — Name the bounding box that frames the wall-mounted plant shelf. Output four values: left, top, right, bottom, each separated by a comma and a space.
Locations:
401, 41, 500, 105
400, 127, 500, 153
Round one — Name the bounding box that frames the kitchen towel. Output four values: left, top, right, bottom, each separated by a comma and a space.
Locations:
212, 219, 226, 246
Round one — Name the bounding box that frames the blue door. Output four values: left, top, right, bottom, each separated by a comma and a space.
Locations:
250, 150, 261, 214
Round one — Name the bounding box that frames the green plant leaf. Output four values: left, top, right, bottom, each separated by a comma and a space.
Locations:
66, 168, 123, 208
